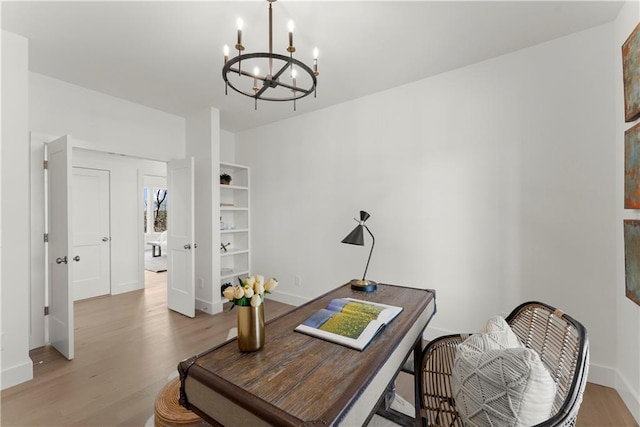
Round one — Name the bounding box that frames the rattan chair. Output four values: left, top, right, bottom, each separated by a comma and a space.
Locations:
417, 301, 589, 427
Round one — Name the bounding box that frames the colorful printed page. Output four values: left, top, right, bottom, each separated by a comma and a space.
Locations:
294, 298, 403, 350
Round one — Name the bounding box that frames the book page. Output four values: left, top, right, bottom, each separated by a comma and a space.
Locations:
295, 298, 403, 350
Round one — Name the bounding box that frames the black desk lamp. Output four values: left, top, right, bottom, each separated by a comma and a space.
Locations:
341, 210, 377, 292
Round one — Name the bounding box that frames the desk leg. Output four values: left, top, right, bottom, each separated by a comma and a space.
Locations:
413, 342, 421, 427
374, 339, 422, 427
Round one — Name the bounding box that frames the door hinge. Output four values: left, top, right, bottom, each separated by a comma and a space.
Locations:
44, 233, 49, 243
44, 306, 49, 316
43, 160, 48, 170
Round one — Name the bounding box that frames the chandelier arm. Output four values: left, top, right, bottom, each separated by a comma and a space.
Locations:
275, 80, 300, 92
223, 53, 317, 101
270, 61, 290, 81
228, 89, 313, 102
250, 60, 294, 98
225, 66, 267, 81
254, 84, 270, 99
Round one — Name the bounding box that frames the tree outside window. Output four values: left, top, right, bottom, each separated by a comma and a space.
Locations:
144, 187, 168, 233
153, 189, 168, 231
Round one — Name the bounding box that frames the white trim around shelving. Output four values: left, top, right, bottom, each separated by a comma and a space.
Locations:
221, 270, 250, 280
220, 249, 249, 257
221, 228, 249, 234
220, 161, 249, 169
220, 207, 248, 211
220, 184, 248, 191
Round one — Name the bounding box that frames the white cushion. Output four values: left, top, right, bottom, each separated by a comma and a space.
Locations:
452, 316, 556, 427
475, 315, 524, 350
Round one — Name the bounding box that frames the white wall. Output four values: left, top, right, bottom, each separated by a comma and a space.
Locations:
30, 73, 185, 161
220, 130, 236, 163
615, 1, 640, 423
237, 23, 619, 387
1, 30, 33, 389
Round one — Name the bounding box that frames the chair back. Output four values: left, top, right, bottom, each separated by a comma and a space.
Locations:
418, 301, 589, 427
505, 302, 589, 427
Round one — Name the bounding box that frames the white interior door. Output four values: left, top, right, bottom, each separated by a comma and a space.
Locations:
47, 135, 74, 360
167, 158, 195, 317
72, 167, 110, 301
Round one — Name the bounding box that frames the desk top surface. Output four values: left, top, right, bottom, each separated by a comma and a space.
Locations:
179, 283, 435, 426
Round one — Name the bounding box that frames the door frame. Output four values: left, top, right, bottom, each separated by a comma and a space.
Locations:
31, 134, 169, 351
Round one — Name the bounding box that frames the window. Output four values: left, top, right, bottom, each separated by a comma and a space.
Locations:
143, 187, 168, 233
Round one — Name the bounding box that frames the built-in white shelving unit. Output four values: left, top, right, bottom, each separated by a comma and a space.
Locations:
219, 162, 250, 288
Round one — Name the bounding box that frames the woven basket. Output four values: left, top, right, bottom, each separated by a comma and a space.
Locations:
154, 378, 209, 427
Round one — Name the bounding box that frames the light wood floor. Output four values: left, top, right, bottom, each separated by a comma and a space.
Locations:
1, 271, 638, 426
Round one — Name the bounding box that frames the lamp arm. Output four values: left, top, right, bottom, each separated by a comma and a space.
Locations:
362, 225, 375, 281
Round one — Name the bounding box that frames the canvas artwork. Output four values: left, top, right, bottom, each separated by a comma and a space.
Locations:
624, 220, 640, 307
624, 123, 640, 208
623, 22, 640, 122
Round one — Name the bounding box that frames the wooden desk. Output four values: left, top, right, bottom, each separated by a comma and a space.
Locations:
179, 283, 436, 426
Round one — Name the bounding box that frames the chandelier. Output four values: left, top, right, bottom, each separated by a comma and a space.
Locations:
222, 0, 319, 110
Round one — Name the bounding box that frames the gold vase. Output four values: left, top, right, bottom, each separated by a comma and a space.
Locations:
237, 304, 264, 352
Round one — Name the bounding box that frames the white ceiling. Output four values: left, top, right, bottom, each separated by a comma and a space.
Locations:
1, 1, 624, 133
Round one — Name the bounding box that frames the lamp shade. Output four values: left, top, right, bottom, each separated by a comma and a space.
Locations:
341, 225, 364, 246
341, 210, 370, 245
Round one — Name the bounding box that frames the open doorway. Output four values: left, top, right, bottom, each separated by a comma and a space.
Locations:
143, 175, 168, 285
30, 135, 173, 358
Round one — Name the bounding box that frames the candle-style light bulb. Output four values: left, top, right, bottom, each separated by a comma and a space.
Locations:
288, 20, 294, 47
235, 18, 245, 75
253, 67, 260, 92
291, 68, 297, 88
236, 18, 244, 46
223, 45, 229, 63
313, 48, 319, 76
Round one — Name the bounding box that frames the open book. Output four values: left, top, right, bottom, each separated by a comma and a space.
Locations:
294, 298, 403, 351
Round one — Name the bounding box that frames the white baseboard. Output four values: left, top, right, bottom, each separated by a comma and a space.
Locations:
196, 298, 223, 315
1, 357, 33, 390
587, 363, 617, 388
267, 290, 309, 307
617, 370, 640, 425
111, 280, 143, 295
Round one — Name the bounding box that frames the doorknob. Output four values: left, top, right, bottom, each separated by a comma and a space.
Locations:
184, 244, 191, 250
73, 256, 80, 262
102, 237, 109, 242
56, 256, 68, 264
